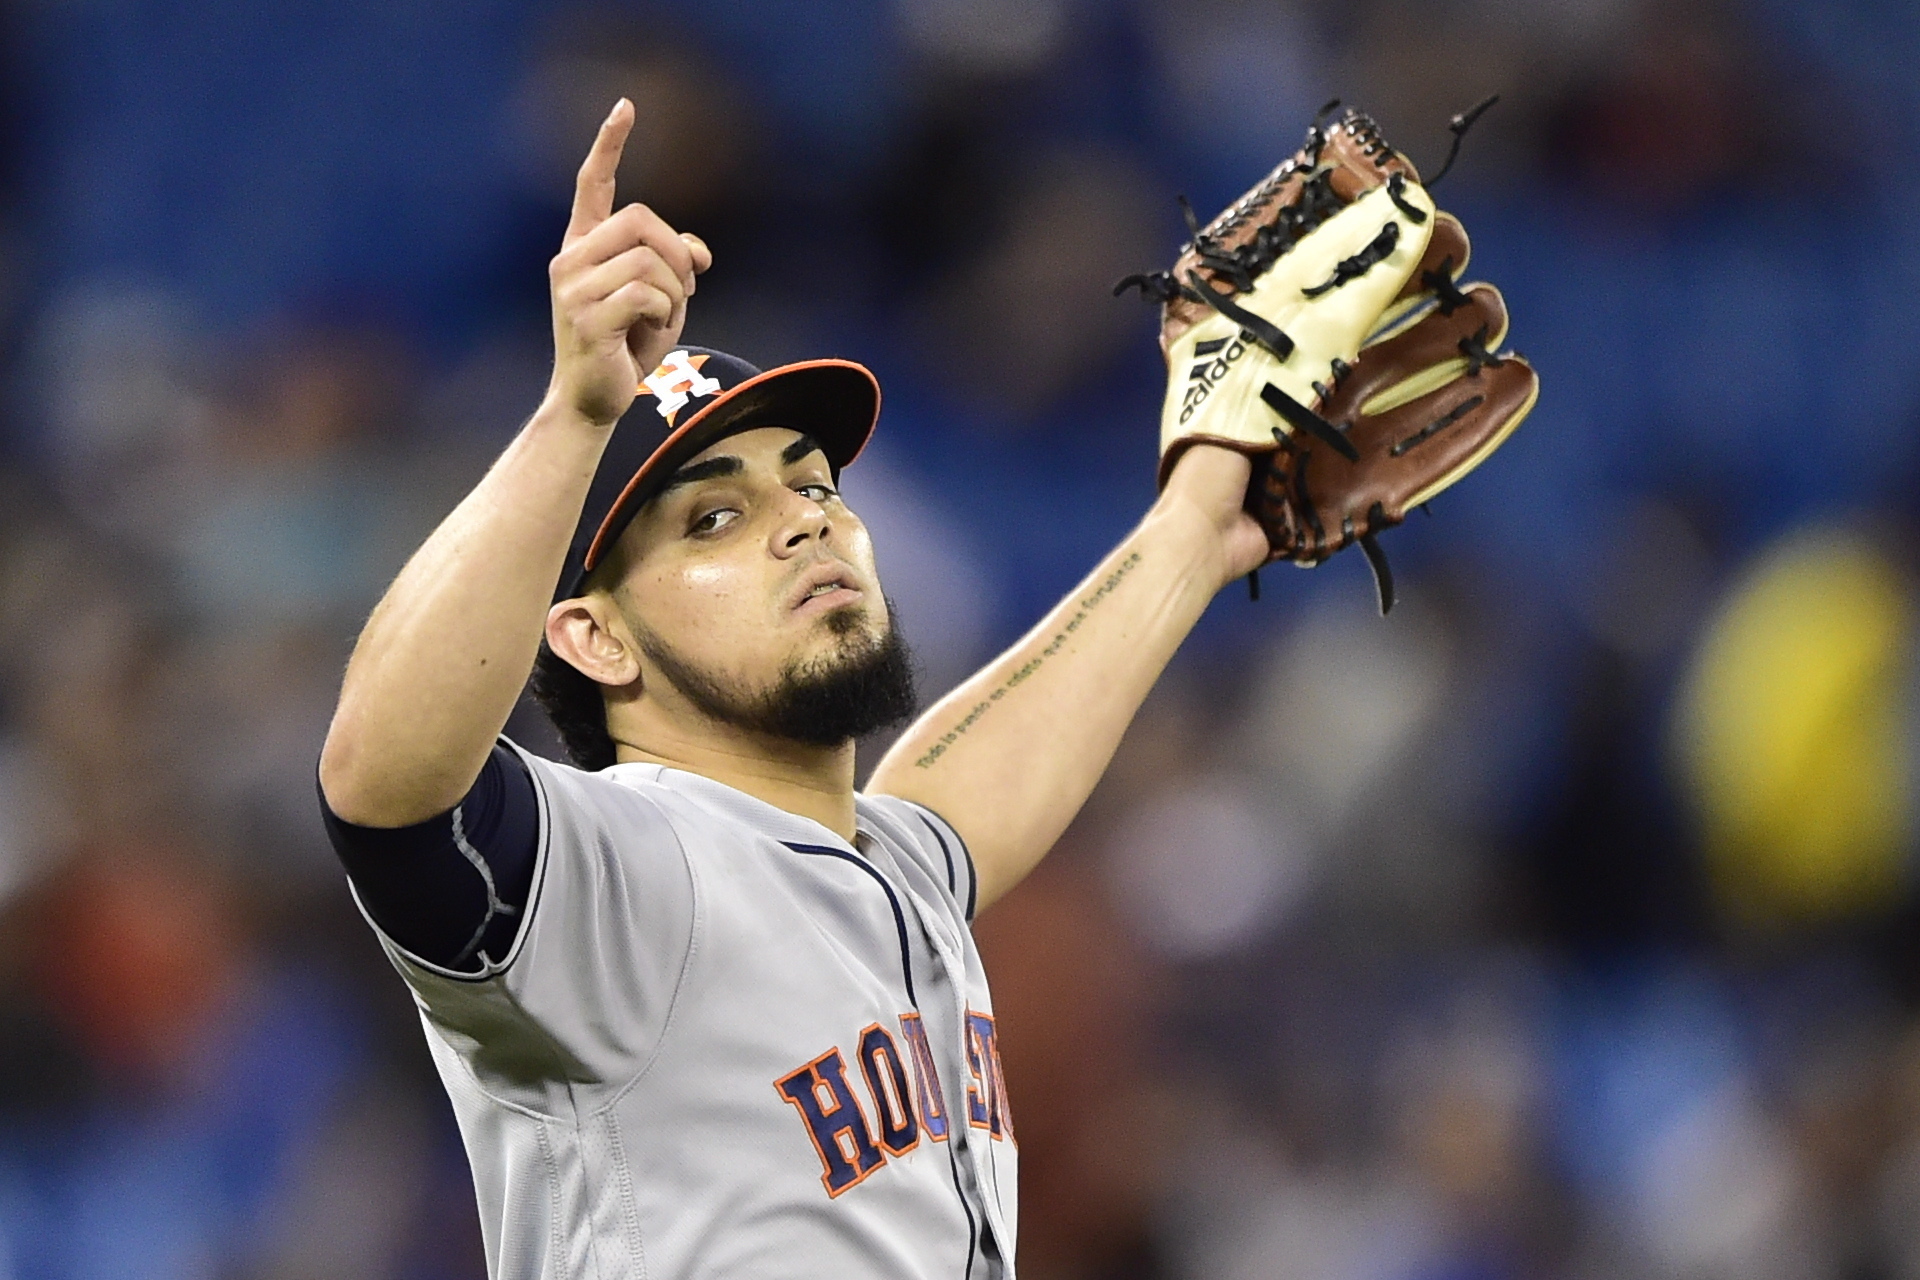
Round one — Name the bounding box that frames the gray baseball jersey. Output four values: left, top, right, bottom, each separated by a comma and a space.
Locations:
354, 740, 1018, 1279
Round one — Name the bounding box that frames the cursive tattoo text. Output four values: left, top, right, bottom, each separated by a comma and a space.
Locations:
912, 551, 1142, 768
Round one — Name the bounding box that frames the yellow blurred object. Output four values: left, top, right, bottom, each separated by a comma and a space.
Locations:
1673, 528, 1913, 928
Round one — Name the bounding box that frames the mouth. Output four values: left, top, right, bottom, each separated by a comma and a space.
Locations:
790, 562, 864, 616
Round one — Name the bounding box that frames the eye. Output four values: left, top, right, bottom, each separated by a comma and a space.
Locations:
796, 482, 838, 504
689, 506, 741, 536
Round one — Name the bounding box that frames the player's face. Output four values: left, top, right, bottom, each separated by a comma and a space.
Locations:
607, 426, 901, 734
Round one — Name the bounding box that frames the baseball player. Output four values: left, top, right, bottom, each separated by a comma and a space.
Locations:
317, 99, 1266, 1279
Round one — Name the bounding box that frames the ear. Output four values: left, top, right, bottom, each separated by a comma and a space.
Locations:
545, 596, 642, 689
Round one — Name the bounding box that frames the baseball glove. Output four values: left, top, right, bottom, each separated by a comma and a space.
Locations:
1118, 100, 1538, 612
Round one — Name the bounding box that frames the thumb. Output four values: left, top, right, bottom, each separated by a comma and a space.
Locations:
680, 232, 714, 276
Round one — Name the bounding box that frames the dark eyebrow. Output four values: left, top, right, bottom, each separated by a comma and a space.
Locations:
658, 455, 743, 496
656, 433, 825, 502
781, 434, 827, 467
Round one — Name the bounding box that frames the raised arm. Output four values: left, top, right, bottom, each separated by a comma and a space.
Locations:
319, 100, 711, 827
866, 445, 1266, 911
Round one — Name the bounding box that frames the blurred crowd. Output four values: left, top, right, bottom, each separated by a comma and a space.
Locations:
1, 0, 1920, 1277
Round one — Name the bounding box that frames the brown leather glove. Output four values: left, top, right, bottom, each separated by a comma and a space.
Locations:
1120, 102, 1538, 611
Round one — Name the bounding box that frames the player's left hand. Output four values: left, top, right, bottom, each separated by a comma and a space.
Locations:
1124, 105, 1537, 613
1161, 443, 1269, 592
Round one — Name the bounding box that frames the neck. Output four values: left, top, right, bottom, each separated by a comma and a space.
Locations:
610, 714, 859, 841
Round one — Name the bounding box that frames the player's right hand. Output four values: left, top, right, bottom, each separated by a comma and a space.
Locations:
548, 99, 713, 428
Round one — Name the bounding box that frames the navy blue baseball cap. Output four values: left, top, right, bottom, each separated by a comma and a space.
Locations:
557, 346, 881, 600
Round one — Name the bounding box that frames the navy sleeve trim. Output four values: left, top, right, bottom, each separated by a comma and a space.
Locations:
905, 802, 977, 922
917, 813, 957, 896
320, 743, 541, 974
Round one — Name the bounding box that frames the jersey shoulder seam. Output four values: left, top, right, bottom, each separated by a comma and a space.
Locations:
595, 786, 704, 1115
414, 772, 696, 1124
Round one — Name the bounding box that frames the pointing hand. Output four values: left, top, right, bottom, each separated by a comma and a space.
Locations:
547, 99, 714, 428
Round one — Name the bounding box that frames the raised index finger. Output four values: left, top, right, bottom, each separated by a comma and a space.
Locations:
565, 99, 635, 245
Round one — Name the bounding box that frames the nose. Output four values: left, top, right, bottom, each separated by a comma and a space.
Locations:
771, 488, 831, 557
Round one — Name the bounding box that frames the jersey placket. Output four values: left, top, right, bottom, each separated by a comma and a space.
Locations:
876, 837, 1015, 1278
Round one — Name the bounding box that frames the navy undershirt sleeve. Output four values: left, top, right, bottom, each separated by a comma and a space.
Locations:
319, 743, 541, 973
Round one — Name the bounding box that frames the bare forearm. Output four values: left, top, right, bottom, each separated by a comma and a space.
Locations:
322, 102, 708, 827
868, 492, 1232, 909
320, 399, 611, 825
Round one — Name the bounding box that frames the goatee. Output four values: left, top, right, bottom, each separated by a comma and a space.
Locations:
639, 603, 919, 747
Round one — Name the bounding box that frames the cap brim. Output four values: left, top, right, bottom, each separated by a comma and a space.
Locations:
581, 358, 880, 577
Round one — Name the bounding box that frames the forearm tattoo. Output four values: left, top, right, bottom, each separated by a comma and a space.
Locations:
912, 551, 1143, 769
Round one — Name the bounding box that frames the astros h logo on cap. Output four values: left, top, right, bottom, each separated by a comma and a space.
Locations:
642, 350, 724, 424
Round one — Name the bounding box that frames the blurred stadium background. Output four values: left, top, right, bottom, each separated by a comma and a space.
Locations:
1, 0, 1919, 1276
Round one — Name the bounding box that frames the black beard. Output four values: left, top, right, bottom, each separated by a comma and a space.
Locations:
637, 603, 919, 747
